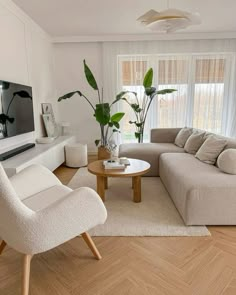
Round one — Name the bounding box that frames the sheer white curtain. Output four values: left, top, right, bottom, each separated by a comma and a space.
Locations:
102, 39, 236, 142
192, 55, 230, 134
117, 55, 153, 142
156, 55, 190, 128
116, 54, 190, 142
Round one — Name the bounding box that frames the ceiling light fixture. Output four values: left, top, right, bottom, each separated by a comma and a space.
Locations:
137, 1, 201, 33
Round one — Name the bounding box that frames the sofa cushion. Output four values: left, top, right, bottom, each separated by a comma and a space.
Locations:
201, 131, 236, 150
119, 143, 184, 176
160, 153, 236, 225
217, 149, 236, 175
174, 127, 192, 147
195, 135, 227, 165
184, 131, 205, 154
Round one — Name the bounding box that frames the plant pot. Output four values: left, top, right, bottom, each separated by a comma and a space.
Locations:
98, 146, 111, 160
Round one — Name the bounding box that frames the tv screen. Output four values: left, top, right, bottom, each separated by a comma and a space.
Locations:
0, 80, 34, 140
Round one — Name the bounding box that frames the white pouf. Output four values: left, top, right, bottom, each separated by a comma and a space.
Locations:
217, 148, 236, 175
65, 143, 88, 167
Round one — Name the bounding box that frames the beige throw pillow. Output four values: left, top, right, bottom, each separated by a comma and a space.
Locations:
217, 149, 236, 174
174, 127, 192, 148
184, 131, 205, 154
195, 135, 227, 165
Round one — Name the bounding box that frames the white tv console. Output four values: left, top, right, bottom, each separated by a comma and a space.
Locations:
1, 136, 76, 177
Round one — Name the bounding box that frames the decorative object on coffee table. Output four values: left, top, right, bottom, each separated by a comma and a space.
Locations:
88, 159, 150, 203
103, 160, 125, 170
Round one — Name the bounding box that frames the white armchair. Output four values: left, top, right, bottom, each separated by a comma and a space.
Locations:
0, 163, 107, 295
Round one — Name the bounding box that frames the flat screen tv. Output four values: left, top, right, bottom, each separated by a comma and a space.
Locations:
0, 80, 34, 140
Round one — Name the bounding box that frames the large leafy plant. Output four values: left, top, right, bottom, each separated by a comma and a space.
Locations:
58, 60, 124, 149
117, 68, 176, 143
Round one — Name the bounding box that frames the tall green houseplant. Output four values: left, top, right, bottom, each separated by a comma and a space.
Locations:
117, 68, 176, 143
58, 60, 124, 154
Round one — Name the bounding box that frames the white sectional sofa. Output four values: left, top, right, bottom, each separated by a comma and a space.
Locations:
119, 128, 183, 177
119, 128, 236, 225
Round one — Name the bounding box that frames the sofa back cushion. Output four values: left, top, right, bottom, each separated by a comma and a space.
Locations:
184, 131, 205, 154
205, 134, 236, 150
192, 128, 236, 150
174, 127, 192, 147
195, 135, 227, 165
151, 128, 182, 143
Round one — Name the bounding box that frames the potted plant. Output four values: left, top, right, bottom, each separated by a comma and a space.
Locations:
58, 60, 125, 159
117, 68, 176, 143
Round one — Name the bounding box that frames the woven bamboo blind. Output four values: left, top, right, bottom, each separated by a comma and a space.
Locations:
121, 58, 225, 85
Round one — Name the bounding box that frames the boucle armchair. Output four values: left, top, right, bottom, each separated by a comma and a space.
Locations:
0, 163, 107, 295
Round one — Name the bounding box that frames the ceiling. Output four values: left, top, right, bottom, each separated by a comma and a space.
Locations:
12, 0, 236, 41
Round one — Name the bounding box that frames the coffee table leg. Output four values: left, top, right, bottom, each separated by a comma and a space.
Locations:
104, 177, 108, 189
97, 176, 105, 201
132, 176, 141, 203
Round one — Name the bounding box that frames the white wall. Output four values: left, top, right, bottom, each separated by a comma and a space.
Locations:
0, 0, 57, 153
54, 39, 236, 153
54, 42, 103, 153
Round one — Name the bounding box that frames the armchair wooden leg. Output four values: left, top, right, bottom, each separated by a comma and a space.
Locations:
81, 232, 102, 260
22, 254, 33, 295
0, 240, 6, 255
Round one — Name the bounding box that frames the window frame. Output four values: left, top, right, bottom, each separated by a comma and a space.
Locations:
117, 52, 234, 142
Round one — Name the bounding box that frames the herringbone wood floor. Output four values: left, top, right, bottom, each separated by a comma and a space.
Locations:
1, 158, 236, 294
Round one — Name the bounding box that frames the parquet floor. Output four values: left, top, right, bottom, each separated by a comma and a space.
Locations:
1, 158, 236, 295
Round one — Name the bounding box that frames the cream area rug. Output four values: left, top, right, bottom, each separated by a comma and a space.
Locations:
68, 168, 210, 236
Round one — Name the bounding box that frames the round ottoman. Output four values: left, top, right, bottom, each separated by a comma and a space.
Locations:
65, 143, 88, 167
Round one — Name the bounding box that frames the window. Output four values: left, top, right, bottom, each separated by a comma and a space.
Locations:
156, 58, 189, 128
193, 58, 226, 133
118, 54, 232, 142
118, 58, 149, 142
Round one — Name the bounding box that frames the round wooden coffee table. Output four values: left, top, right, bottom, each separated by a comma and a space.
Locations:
88, 159, 150, 203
